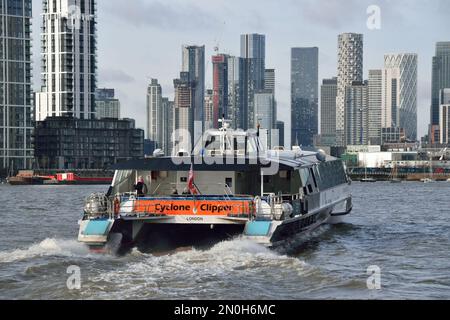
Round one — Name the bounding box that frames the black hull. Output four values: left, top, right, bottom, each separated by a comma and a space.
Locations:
110, 221, 245, 254
106, 207, 335, 254
269, 207, 332, 247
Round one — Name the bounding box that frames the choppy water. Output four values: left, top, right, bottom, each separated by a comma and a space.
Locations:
0, 182, 449, 299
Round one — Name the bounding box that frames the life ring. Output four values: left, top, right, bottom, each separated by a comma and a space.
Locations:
113, 197, 120, 216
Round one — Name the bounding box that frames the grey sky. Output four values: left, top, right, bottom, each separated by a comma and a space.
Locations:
32, 0, 449, 146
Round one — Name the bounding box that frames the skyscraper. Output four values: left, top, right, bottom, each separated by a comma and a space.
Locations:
382, 53, 418, 141
212, 54, 229, 128
337, 33, 363, 146
0, 0, 33, 172
227, 56, 246, 130
241, 33, 266, 129
173, 72, 194, 153
345, 81, 368, 146
368, 70, 382, 145
431, 42, 450, 128
95, 88, 120, 119
182, 45, 205, 123
320, 77, 337, 146
162, 97, 174, 156
36, 0, 97, 121
146, 79, 163, 148
291, 47, 319, 147
439, 89, 450, 144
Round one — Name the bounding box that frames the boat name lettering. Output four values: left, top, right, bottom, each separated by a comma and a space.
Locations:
199, 204, 232, 213
155, 204, 191, 212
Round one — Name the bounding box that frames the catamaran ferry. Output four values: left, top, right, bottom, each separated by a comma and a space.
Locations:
78, 121, 352, 253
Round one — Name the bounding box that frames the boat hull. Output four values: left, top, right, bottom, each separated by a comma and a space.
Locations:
132, 223, 245, 252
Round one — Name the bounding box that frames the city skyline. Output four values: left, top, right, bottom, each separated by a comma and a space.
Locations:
29, 0, 450, 146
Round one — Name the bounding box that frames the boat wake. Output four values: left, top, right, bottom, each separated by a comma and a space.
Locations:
0, 238, 98, 263
84, 237, 311, 299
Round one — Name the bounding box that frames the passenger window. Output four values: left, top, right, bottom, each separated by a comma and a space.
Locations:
225, 178, 232, 188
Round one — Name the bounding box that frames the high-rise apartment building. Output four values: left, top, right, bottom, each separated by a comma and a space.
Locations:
173, 72, 194, 153
431, 42, 450, 127
146, 79, 163, 150
182, 45, 204, 123
382, 53, 417, 141
36, 0, 97, 121
0, 0, 33, 172
439, 89, 450, 144
368, 70, 382, 145
212, 54, 228, 128
291, 47, 319, 147
162, 97, 174, 156
345, 81, 368, 146
337, 33, 363, 146
227, 56, 246, 130
320, 77, 337, 146
241, 33, 265, 130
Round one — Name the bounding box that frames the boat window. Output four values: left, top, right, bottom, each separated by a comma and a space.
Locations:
180, 177, 187, 182
299, 168, 310, 187
317, 160, 348, 190
113, 170, 132, 186
111, 170, 133, 194
225, 177, 232, 188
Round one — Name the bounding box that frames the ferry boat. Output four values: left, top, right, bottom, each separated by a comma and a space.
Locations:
78, 120, 353, 252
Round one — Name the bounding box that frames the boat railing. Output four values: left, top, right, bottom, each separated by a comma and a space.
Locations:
84, 193, 113, 219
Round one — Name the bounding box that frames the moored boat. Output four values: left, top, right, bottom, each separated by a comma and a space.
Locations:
7, 170, 56, 185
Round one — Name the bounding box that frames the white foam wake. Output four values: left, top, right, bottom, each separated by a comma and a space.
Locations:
85, 237, 310, 299
0, 238, 92, 263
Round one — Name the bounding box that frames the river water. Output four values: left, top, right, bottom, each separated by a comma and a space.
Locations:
0, 182, 449, 299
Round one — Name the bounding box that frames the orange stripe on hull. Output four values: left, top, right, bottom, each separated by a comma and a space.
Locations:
133, 199, 254, 216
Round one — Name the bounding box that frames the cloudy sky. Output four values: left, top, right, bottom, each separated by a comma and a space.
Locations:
32, 0, 449, 146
